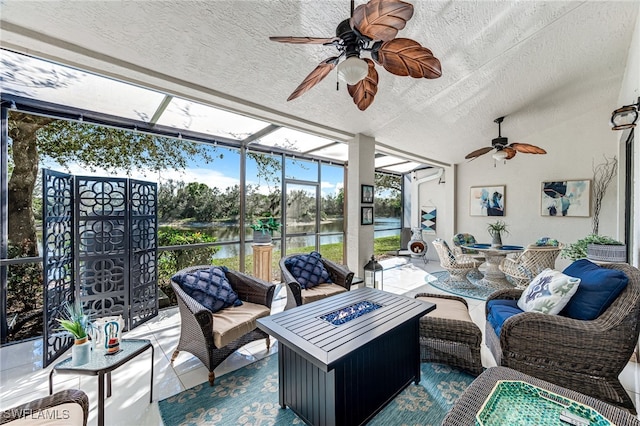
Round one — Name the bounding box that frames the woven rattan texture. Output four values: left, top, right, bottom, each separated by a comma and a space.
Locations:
0, 389, 89, 425
415, 293, 483, 376
442, 367, 640, 425
170, 265, 276, 386
499, 244, 564, 288
279, 254, 354, 310
484, 263, 640, 414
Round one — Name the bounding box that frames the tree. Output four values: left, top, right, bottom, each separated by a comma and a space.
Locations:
7, 112, 216, 255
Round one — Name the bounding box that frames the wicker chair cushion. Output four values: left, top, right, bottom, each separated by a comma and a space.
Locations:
284, 251, 332, 289
516, 269, 580, 315
453, 233, 479, 254
486, 299, 522, 336
211, 301, 271, 348
172, 266, 242, 313
561, 259, 629, 320
534, 236, 560, 246
301, 283, 347, 305
417, 296, 472, 322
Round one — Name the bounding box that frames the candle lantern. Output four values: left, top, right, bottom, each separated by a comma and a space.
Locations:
363, 255, 383, 290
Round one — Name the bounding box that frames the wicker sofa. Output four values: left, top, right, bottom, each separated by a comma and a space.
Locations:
170, 265, 276, 386
279, 253, 354, 310
485, 262, 640, 413
0, 389, 89, 425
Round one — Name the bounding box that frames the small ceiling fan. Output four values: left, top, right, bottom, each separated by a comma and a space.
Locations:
464, 117, 547, 162
269, 0, 441, 111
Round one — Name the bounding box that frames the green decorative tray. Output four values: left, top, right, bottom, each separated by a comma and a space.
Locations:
475, 381, 613, 426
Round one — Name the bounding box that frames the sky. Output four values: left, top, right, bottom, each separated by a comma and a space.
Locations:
40, 144, 344, 197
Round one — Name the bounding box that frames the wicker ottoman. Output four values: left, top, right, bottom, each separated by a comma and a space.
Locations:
414, 293, 483, 376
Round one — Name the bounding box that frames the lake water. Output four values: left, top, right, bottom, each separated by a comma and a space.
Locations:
165, 217, 401, 259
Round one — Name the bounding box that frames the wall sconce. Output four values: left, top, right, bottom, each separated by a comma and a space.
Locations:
610, 97, 639, 130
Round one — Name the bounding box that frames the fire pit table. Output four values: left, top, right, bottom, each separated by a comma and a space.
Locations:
257, 287, 434, 426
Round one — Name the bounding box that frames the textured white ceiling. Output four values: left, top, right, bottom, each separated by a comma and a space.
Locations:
1, 1, 637, 165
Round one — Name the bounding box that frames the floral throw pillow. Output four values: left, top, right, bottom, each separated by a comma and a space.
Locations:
517, 269, 580, 315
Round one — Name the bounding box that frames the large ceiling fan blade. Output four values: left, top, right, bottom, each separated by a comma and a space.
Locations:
347, 59, 379, 111
374, 38, 442, 78
503, 147, 517, 159
269, 36, 339, 44
465, 146, 494, 160
509, 143, 547, 154
351, 0, 414, 42
287, 57, 339, 102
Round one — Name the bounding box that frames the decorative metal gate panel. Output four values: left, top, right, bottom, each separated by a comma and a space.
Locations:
129, 179, 158, 328
42, 169, 75, 367
75, 177, 129, 326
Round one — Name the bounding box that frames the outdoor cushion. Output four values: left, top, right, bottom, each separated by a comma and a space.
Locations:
284, 251, 332, 289
211, 300, 271, 348
561, 259, 629, 320
486, 299, 523, 337
172, 266, 242, 313
417, 296, 472, 322
517, 269, 580, 315
300, 283, 347, 305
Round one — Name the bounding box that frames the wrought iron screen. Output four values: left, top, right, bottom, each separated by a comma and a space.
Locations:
129, 179, 158, 328
42, 173, 158, 367
75, 177, 129, 325
42, 169, 75, 367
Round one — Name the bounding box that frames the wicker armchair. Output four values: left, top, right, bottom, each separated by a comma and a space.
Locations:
170, 265, 276, 386
432, 239, 482, 283
0, 389, 89, 425
499, 243, 564, 288
280, 253, 354, 310
485, 262, 640, 413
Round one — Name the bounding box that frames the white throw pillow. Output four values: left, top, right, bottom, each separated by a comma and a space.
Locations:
517, 269, 580, 315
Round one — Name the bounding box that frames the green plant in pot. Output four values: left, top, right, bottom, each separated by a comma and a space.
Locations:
487, 220, 509, 248
250, 217, 281, 244
562, 234, 625, 262
56, 301, 92, 365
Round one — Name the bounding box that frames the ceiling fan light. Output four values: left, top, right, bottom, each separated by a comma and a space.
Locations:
610, 104, 639, 130
337, 56, 369, 85
492, 151, 508, 161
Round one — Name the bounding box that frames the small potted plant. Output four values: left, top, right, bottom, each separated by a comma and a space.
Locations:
562, 234, 625, 262
56, 300, 92, 365
250, 217, 281, 244
487, 220, 509, 248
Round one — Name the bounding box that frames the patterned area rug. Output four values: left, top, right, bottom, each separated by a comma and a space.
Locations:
158, 354, 475, 425
425, 270, 497, 300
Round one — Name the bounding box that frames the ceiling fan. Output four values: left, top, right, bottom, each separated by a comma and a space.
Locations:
464, 117, 547, 162
269, 0, 441, 111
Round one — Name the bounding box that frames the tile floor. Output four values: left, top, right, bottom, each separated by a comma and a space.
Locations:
1, 258, 638, 425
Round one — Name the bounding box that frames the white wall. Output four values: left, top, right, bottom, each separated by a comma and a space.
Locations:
616, 3, 640, 267
454, 103, 620, 271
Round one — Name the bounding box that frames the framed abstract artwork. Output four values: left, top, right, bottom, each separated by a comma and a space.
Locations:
421, 206, 436, 234
541, 180, 591, 217
470, 186, 505, 216
361, 206, 374, 225
361, 184, 374, 204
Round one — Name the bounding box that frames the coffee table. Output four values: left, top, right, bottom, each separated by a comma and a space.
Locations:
442, 366, 640, 425
49, 338, 154, 426
257, 287, 434, 426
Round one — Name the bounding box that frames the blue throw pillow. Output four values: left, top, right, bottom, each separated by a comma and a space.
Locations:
172, 266, 243, 313
560, 259, 629, 320
284, 251, 332, 289
486, 299, 523, 337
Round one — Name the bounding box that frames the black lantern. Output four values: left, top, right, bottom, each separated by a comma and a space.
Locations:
363, 255, 383, 290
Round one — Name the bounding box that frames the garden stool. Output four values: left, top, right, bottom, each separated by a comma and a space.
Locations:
414, 293, 483, 376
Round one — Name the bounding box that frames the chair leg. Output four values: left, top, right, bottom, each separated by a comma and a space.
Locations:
170, 350, 179, 364
208, 371, 215, 386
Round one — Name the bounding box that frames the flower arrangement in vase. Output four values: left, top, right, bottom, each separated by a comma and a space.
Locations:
56, 301, 92, 365
250, 217, 281, 244
487, 220, 509, 248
